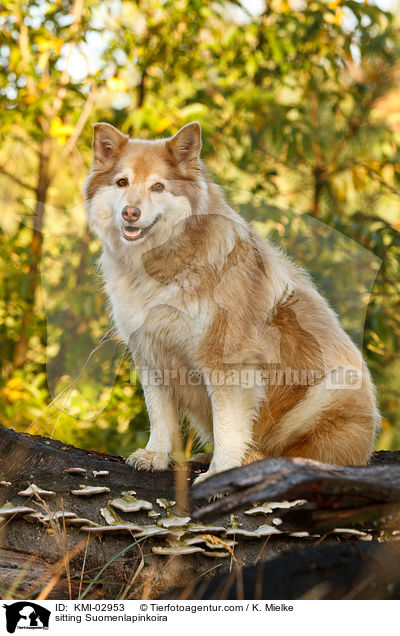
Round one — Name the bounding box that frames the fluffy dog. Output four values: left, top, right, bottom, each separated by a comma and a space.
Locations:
84, 121, 380, 484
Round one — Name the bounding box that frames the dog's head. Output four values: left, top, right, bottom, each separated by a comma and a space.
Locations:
84, 121, 208, 254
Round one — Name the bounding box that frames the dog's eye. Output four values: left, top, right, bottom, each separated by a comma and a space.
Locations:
151, 182, 165, 192
116, 177, 128, 187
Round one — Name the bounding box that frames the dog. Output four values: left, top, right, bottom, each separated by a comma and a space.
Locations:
84, 121, 380, 484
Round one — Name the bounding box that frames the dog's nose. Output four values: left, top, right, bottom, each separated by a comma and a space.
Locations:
122, 206, 141, 222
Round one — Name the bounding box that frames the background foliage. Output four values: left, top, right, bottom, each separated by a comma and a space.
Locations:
0, 0, 399, 456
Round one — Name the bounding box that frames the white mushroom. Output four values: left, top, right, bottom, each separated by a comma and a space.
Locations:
244, 500, 306, 515
66, 518, 100, 527
71, 485, 110, 496
18, 484, 56, 497
180, 536, 236, 551
82, 522, 144, 534
110, 493, 152, 513
225, 524, 281, 538
184, 536, 205, 546
40, 511, 77, 522
0, 503, 37, 517
186, 523, 226, 534
64, 467, 87, 474
152, 545, 204, 555
23, 512, 46, 523
158, 515, 191, 528
133, 525, 176, 539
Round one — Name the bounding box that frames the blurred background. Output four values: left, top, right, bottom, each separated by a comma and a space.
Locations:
0, 0, 399, 457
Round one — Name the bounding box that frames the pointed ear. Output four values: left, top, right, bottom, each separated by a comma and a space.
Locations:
92, 122, 128, 167
167, 122, 202, 168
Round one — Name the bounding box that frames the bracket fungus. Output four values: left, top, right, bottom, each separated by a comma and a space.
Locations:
18, 484, 56, 497
225, 523, 282, 538
109, 492, 152, 513
0, 502, 37, 517
71, 485, 111, 496
92, 470, 110, 477
244, 500, 306, 516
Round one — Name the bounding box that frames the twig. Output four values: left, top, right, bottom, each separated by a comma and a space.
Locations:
24, 329, 116, 434
61, 499, 72, 600
78, 534, 90, 600
0, 165, 35, 191
50, 85, 98, 179
120, 546, 145, 600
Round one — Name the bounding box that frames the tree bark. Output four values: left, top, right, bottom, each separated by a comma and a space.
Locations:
1, 424, 399, 600
191, 453, 400, 519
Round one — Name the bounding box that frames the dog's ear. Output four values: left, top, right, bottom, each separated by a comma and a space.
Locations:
92, 123, 128, 167
167, 122, 202, 168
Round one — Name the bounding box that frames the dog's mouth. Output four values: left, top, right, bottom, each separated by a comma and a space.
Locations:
121, 215, 160, 242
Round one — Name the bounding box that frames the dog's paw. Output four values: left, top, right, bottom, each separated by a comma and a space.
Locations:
126, 448, 170, 471
192, 471, 229, 500
192, 461, 240, 492
192, 468, 217, 487
209, 492, 228, 501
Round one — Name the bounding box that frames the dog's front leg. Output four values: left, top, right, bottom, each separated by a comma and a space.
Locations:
126, 381, 179, 471
193, 383, 254, 486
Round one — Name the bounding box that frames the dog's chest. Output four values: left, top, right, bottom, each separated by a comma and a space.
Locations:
105, 271, 169, 338
104, 265, 205, 363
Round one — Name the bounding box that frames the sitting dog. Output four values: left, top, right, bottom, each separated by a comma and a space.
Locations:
84, 121, 380, 484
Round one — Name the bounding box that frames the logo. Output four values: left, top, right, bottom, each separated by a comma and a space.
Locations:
3, 602, 50, 634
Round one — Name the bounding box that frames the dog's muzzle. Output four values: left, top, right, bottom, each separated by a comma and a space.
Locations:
121, 214, 161, 241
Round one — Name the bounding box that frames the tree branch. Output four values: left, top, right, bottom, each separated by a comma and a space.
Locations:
0, 165, 35, 192
50, 85, 98, 181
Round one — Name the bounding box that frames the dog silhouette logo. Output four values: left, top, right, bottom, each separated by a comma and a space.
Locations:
3, 602, 50, 633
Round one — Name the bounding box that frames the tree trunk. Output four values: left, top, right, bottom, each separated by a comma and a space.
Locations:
13, 138, 51, 369
310, 89, 324, 218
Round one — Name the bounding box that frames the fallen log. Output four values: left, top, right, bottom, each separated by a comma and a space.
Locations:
0, 425, 318, 599
1, 424, 399, 600
191, 455, 400, 519
166, 542, 400, 600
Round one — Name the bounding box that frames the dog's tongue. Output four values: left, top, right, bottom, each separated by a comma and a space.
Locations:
125, 226, 142, 238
